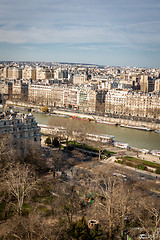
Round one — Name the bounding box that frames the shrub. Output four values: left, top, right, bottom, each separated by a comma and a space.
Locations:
116, 160, 124, 164
67, 216, 102, 240
68, 216, 91, 239
52, 137, 60, 147
137, 164, 147, 170
22, 203, 30, 216
41, 106, 49, 113
68, 145, 74, 151
155, 169, 160, 174
45, 137, 51, 145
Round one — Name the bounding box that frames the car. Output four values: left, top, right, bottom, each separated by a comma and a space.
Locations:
139, 234, 149, 239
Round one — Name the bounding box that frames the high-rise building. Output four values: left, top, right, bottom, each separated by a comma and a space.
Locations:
22, 67, 36, 80
7, 67, 22, 80
140, 75, 154, 92
154, 79, 160, 92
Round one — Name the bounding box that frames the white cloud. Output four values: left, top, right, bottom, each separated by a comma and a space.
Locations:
0, 22, 160, 53
0, 0, 160, 54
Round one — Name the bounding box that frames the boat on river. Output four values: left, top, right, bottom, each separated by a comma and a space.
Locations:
72, 116, 91, 121
114, 141, 130, 149
86, 133, 114, 144
155, 130, 160, 133
120, 124, 152, 131
151, 150, 160, 157
139, 149, 149, 154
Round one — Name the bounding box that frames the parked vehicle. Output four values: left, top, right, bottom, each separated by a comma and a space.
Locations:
114, 141, 130, 149
139, 233, 149, 239
151, 150, 160, 157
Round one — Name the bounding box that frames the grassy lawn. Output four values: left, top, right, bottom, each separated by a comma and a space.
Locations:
116, 155, 160, 173
67, 141, 115, 155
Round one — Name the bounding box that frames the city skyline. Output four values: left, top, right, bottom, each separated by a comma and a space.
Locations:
0, 0, 160, 68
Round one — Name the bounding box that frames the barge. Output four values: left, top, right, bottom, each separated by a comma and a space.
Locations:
120, 124, 152, 131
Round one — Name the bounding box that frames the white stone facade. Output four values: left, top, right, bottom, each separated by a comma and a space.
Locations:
0, 111, 41, 143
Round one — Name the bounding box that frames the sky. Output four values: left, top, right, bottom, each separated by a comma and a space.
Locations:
0, 0, 160, 68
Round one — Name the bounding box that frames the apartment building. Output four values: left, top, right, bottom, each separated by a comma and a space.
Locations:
154, 79, 160, 92
105, 90, 128, 116
7, 67, 22, 80
79, 88, 96, 113
73, 74, 87, 85
0, 77, 159, 123
125, 92, 160, 120
0, 82, 7, 95
36, 67, 52, 81
2, 67, 8, 79
140, 75, 154, 93
22, 66, 36, 80
63, 88, 79, 109
28, 84, 52, 105
105, 90, 160, 121
0, 111, 41, 144
0, 81, 28, 102
51, 85, 64, 108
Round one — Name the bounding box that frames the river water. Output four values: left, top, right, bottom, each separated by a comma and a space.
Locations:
26, 111, 160, 151
1, 105, 159, 151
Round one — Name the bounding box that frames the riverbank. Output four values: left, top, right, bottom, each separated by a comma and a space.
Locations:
3, 101, 160, 151
5, 100, 160, 131
41, 131, 160, 165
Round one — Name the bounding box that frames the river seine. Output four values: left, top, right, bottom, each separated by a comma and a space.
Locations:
29, 111, 160, 151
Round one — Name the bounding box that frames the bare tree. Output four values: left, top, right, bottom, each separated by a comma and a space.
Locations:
73, 120, 96, 154
4, 162, 36, 215
48, 116, 96, 150
23, 141, 47, 174
0, 213, 54, 240
134, 196, 160, 240
85, 165, 134, 240
0, 133, 17, 169
88, 139, 107, 161
48, 117, 74, 149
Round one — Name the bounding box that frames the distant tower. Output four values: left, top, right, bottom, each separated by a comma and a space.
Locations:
140, 74, 154, 92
